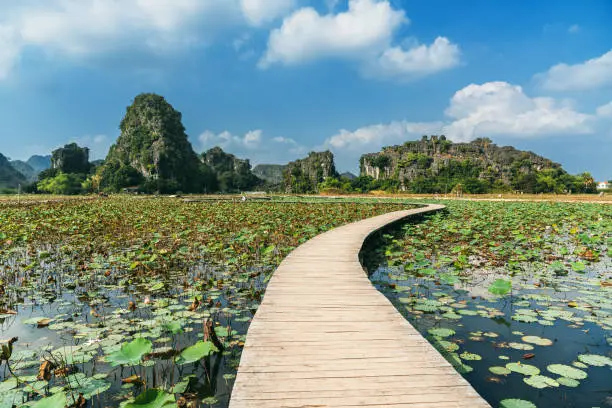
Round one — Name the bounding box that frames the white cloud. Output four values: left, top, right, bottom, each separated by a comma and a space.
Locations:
199, 129, 263, 151
260, 0, 406, 67
363, 36, 460, 80
0, 0, 262, 79
198, 129, 307, 164
326, 121, 443, 151
444, 81, 593, 140
259, 0, 460, 80
568, 24, 580, 34
537, 50, 612, 91
240, 0, 296, 27
597, 101, 612, 117
0, 24, 20, 79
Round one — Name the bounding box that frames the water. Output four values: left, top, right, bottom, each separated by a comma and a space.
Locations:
368, 260, 612, 408
0, 248, 271, 407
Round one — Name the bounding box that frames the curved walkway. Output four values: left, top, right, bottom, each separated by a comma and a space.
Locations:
230, 204, 490, 408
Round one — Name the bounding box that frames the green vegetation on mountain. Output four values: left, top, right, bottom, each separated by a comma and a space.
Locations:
0, 153, 26, 192
201, 147, 261, 192
100, 93, 214, 193
36, 143, 94, 195
355, 136, 597, 194
283, 151, 338, 193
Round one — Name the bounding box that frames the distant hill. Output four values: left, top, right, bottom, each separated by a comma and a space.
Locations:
340, 172, 357, 180
0, 153, 27, 190
252, 164, 285, 185
26, 155, 51, 173
360, 136, 592, 194
10, 160, 37, 181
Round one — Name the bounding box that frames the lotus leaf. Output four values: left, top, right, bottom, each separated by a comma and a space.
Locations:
489, 366, 511, 375
521, 336, 553, 346
488, 279, 512, 296
546, 364, 587, 380
428, 328, 455, 338
176, 341, 218, 365
557, 377, 580, 387
124, 389, 175, 408
105, 338, 152, 366
506, 362, 540, 376
577, 354, 612, 367
32, 392, 67, 408
523, 375, 559, 389
499, 399, 536, 408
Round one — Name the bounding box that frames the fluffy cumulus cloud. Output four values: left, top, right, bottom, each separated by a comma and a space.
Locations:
443, 81, 594, 140
199, 129, 263, 151
0, 0, 301, 79
363, 37, 460, 80
240, 0, 296, 27
260, 0, 460, 80
198, 129, 307, 164
537, 50, 612, 91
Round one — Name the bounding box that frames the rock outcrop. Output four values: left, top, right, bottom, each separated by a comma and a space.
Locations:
283, 151, 338, 193
201, 147, 261, 192
101, 93, 212, 193
360, 136, 568, 193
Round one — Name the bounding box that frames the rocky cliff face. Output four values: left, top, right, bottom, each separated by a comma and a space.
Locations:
51, 143, 90, 174
252, 164, 285, 185
101, 93, 209, 193
283, 151, 338, 193
360, 136, 565, 192
0, 153, 26, 189
201, 147, 261, 191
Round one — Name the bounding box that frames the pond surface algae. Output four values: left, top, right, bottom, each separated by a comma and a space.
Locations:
230, 204, 490, 407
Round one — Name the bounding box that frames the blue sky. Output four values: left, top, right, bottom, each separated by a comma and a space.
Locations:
0, 0, 611, 179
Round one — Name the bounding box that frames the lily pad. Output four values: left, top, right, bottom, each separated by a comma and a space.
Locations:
577, 354, 612, 367
506, 362, 540, 376
521, 336, 553, 346
176, 341, 218, 365
499, 399, 536, 408
489, 366, 511, 376
105, 338, 152, 366
428, 328, 456, 338
488, 279, 512, 296
546, 364, 587, 380
32, 392, 67, 408
523, 375, 559, 389
124, 389, 175, 408
557, 377, 580, 387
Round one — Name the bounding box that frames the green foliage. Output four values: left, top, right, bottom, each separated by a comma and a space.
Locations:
37, 172, 86, 195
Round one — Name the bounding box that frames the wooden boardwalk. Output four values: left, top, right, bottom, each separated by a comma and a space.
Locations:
230, 204, 491, 408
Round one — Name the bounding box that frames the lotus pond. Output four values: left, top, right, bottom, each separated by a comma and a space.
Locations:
0, 196, 410, 408
366, 200, 612, 408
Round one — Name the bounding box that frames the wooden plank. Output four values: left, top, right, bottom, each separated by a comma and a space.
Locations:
229, 204, 491, 408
